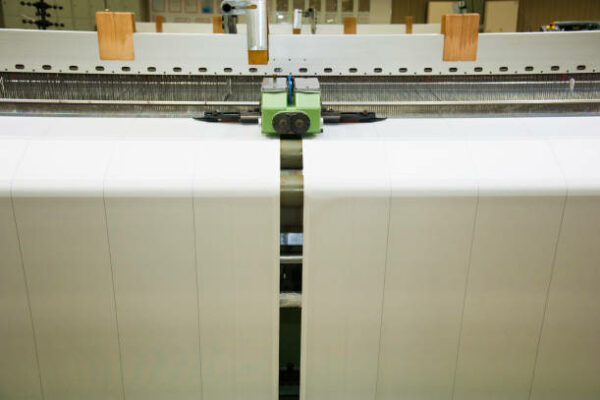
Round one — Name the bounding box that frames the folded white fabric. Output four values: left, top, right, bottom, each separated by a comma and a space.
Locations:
302, 117, 600, 400
0, 117, 279, 400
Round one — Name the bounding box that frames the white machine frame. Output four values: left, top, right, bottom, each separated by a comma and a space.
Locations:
1, 29, 599, 77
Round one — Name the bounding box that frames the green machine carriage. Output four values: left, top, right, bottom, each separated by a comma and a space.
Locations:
261, 76, 321, 136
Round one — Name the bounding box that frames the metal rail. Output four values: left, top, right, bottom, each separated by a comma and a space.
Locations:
280, 292, 302, 308
280, 255, 302, 264
3, 98, 600, 106
325, 99, 600, 106
0, 98, 260, 106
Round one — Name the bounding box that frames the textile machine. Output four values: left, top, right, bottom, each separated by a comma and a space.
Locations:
1, 10, 600, 400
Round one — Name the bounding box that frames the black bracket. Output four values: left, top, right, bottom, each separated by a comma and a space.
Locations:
21, 0, 64, 30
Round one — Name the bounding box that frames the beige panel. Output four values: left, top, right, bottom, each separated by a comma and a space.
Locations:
484, 1, 519, 32
12, 140, 123, 400
0, 140, 43, 400
427, 1, 454, 24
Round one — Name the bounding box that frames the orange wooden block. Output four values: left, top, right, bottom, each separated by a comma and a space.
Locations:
96, 11, 136, 60
213, 15, 225, 33
155, 15, 164, 33
405, 16, 413, 34
293, 28, 301, 34
248, 50, 269, 65
442, 13, 480, 61
441, 14, 446, 34
343, 16, 357, 34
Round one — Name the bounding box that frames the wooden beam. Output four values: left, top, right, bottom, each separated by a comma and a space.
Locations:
212, 15, 225, 34
155, 15, 164, 33
343, 16, 357, 34
405, 15, 413, 34
442, 13, 480, 61
96, 10, 136, 61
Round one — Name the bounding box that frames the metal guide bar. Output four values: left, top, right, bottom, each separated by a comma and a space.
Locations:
325, 99, 600, 105
281, 255, 302, 264
1, 29, 600, 76
3, 99, 600, 105
0, 99, 259, 105
280, 292, 302, 308
2, 103, 600, 118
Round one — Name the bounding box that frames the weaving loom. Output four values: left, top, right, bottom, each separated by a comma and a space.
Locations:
1, 12, 600, 400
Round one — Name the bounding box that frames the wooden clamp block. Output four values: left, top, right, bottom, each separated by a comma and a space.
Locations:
213, 15, 225, 33
343, 16, 357, 34
405, 16, 413, 34
248, 50, 269, 65
442, 13, 480, 61
96, 10, 136, 60
155, 15, 164, 33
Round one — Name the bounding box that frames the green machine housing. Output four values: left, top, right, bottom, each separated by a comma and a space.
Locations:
261, 77, 321, 136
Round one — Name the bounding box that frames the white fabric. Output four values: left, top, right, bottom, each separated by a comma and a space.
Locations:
2, 115, 600, 399
302, 117, 600, 400
0, 117, 279, 400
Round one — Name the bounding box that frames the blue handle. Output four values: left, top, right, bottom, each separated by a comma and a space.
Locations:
287, 74, 293, 105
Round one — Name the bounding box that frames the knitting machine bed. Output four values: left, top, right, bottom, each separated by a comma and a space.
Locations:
1, 29, 600, 118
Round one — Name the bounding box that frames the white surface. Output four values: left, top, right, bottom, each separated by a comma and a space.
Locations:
0, 139, 42, 400
301, 117, 600, 399
301, 125, 390, 400
452, 120, 566, 400
0, 117, 279, 400
377, 120, 478, 400
528, 117, 600, 400
1, 115, 600, 399
104, 141, 201, 400
1, 29, 599, 76
13, 138, 124, 400
193, 138, 279, 400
